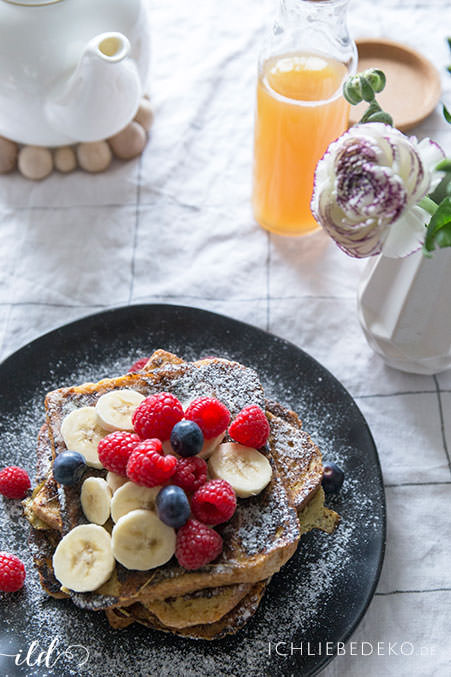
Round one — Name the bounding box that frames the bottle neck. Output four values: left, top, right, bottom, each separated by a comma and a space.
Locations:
280, 0, 350, 12
267, 0, 355, 69
278, 0, 351, 28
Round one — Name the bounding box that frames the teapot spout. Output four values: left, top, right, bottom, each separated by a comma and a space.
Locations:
46, 32, 142, 144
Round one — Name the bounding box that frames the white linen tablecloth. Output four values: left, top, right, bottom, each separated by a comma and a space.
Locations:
0, 0, 450, 675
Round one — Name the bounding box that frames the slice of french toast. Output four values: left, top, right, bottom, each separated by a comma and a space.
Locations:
104, 580, 268, 640
44, 355, 266, 462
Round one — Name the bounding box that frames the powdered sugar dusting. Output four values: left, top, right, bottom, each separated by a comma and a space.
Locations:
156, 360, 266, 417
230, 475, 299, 558
0, 346, 384, 677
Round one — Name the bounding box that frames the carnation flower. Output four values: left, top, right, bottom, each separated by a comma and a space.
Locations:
311, 123, 445, 258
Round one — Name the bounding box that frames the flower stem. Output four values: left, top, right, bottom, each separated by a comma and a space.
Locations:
419, 196, 438, 216
343, 69, 393, 126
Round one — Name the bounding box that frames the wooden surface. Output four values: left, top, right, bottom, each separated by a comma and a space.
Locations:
349, 38, 442, 131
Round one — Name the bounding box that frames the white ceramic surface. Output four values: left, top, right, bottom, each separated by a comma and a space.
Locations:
358, 248, 451, 375
0, 0, 150, 146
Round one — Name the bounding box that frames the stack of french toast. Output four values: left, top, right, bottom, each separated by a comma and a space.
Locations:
25, 349, 339, 639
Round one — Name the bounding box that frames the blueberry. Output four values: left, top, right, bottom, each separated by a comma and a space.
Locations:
170, 420, 204, 457
53, 451, 87, 486
156, 485, 190, 528
321, 462, 345, 494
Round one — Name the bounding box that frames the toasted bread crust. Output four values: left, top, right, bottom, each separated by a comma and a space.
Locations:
104, 580, 268, 640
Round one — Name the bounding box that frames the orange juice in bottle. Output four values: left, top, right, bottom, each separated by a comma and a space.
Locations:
252, 0, 356, 236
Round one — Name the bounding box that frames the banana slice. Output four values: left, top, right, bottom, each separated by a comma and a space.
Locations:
61, 406, 106, 469
163, 431, 224, 458
110, 481, 161, 523
198, 432, 226, 459
112, 509, 176, 570
162, 439, 177, 456
95, 389, 145, 432
80, 477, 112, 525
52, 524, 115, 592
208, 442, 272, 498
106, 471, 128, 494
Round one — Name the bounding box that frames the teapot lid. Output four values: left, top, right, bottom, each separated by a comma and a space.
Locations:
2, 0, 64, 5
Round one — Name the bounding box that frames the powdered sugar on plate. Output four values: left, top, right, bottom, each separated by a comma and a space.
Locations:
0, 315, 385, 677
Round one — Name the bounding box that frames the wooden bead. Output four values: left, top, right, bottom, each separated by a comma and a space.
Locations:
0, 136, 18, 174
77, 141, 112, 173
109, 121, 147, 160
134, 99, 154, 132
18, 146, 53, 180
54, 146, 77, 173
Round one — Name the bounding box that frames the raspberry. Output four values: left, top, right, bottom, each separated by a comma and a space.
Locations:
126, 439, 177, 488
132, 392, 184, 441
171, 456, 208, 494
228, 404, 270, 448
191, 479, 236, 525
0, 466, 31, 500
0, 552, 26, 592
128, 357, 150, 373
97, 431, 141, 476
184, 397, 230, 439
175, 519, 223, 570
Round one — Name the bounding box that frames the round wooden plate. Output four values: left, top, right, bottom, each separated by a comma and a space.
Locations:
349, 38, 442, 132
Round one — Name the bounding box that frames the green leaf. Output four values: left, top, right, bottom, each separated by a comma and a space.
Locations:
424, 197, 451, 252
418, 196, 438, 216
443, 103, 451, 124
433, 227, 451, 249
430, 174, 451, 204
436, 159, 451, 172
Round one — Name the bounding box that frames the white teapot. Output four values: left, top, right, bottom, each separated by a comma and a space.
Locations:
0, 0, 151, 146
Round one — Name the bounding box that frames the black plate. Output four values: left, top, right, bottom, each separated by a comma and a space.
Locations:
0, 304, 385, 677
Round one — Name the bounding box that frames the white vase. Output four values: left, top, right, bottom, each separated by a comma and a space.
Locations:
357, 248, 451, 375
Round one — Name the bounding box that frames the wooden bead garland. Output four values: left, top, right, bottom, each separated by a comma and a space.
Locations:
109, 121, 147, 160
0, 97, 153, 180
54, 146, 77, 173
77, 141, 112, 173
134, 99, 154, 132
0, 136, 18, 174
18, 146, 53, 181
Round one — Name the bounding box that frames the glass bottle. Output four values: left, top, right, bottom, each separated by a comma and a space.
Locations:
252, 0, 356, 236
